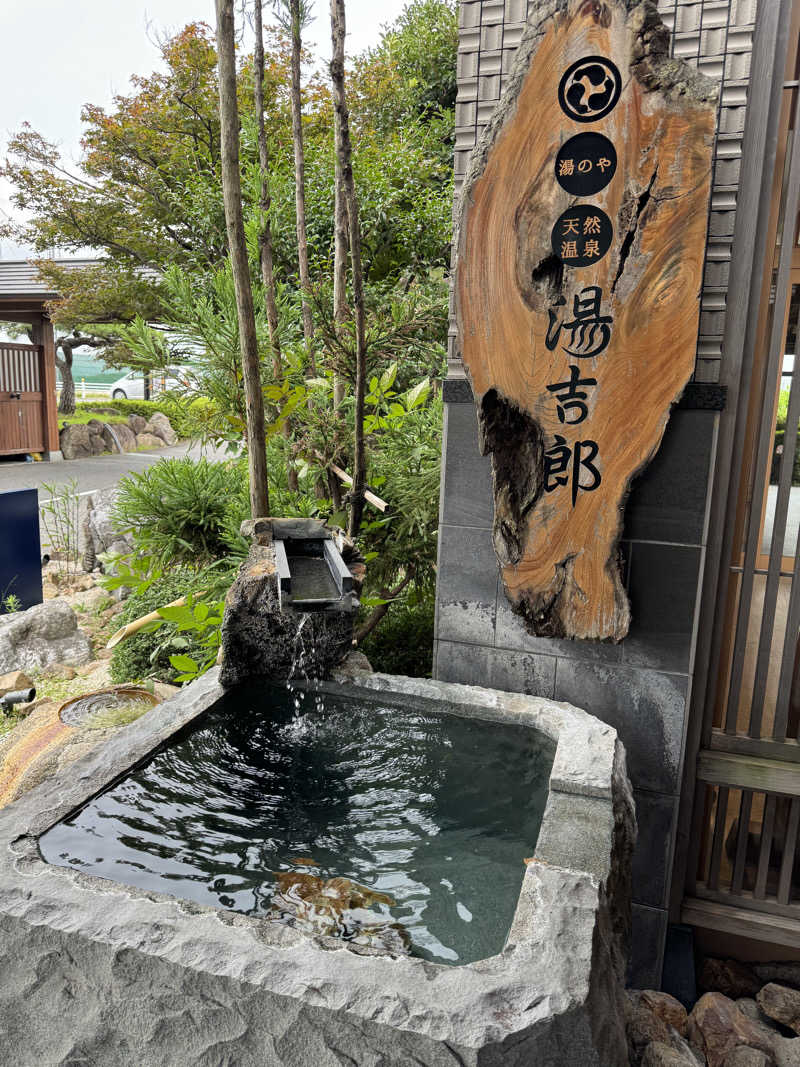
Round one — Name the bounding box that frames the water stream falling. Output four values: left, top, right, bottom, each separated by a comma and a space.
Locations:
283, 615, 325, 736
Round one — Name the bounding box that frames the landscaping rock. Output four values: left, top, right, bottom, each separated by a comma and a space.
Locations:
220, 541, 355, 688
47, 664, 77, 681
83, 488, 134, 573
102, 422, 136, 453
135, 431, 164, 450
58, 423, 92, 460
89, 432, 105, 454
627, 991, 671, 1064
723, 1049, 774, 1066
0, 600, 92, 673
738, 999, 788, 1035
76, 661, 105, 678
0, 671, 34, 698
700, 959, 762, 1000
144, 411, 177, 445
639, 991, 690, 1037
128, 413, 147, 435
642, 1041, 701, 1066
759, 986, 800, 1036
773, 1037, 800, 1067
689, 993, 776, 1067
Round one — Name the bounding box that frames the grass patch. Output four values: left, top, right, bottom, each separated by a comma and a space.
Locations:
0, 711, 25, 739
58, 412, 130, 429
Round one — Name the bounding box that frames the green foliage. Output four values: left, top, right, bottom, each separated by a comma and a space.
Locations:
360, 594, 434, 677
109, 569, 210, 684
112, 457, 250, 567
352, 0, 458, 135
74, 396, 194, 439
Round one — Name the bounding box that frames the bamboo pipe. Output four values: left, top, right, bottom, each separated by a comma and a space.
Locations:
106, 596, 188, 650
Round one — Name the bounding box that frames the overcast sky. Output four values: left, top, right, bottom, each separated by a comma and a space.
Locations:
0, 0, 409, 258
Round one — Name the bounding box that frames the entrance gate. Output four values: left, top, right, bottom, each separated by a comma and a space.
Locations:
0, 343, 47, 456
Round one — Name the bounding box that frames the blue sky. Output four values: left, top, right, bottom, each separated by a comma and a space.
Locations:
0, 0, 410, 257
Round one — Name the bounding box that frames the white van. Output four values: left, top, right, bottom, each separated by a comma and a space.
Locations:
109, 368, 191, 400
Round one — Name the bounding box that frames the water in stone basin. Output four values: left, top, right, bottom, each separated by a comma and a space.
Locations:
39, 683, 555, 965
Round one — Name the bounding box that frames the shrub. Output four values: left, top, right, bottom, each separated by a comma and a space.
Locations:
110, 569, 208, 684
74, 395, 194, 438
359, 595, 434, 678
112, 457, 250, 567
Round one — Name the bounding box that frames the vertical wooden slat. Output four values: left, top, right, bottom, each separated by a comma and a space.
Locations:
732, 790, 754, 893
726, 85, 800, 734
753, 291, 800, 739
708, 786, 730, 890
755, 793, 778, 899
777, 796, 800, 905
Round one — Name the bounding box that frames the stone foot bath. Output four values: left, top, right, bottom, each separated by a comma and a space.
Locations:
0, 669, 635, 1066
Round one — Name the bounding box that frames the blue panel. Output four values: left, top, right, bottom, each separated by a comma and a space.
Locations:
0, 489, 42, 611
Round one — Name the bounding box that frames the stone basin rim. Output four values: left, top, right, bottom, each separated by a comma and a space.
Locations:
0, 666, 633, 1058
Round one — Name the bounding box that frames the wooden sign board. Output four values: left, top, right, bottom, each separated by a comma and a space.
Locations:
455, 0, 716, 641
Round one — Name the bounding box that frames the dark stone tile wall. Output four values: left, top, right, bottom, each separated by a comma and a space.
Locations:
433, 400, 718, 987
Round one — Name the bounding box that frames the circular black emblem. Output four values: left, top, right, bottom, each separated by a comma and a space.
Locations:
551, 205, 613, 267
555, 133, 617, 196
558, 56, 622, 123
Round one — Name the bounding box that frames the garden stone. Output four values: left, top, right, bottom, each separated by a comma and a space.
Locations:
144, 411, 177, 445
635, 991, 690, 1037
135, 431, 164, 450
127, 413, 147, 434
689, 994, 777, 1067
773, 1037, 800, 1067
0, 670, 33, 698
102, 422, 136, 453
627, 991, 672, 1064
700, 959, 762, 999
739, 999, 789, 1035
89, 433, 105, 454
220, 541, 355, 688
642, 1041, 702, 1067
47, 664, 77, 681
58, 424, 92, 460
0, 600, 91, 673
759, 986, 800, 1035
724, 1049, 775, 1067
84, 489, 134, 575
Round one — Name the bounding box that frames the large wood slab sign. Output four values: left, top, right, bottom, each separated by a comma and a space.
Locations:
455, 0, 716, 641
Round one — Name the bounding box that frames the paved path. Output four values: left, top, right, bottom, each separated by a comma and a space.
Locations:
0, 441, 232, 556
0, 441, 231, 502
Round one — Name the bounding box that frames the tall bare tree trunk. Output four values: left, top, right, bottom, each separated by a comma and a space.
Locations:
215, 0, 270, 518
290, 0, 315, 374
332, 163, 348, 413
330, 0, 367, 537
254, 0, 298, 491
253, 0, 281, 380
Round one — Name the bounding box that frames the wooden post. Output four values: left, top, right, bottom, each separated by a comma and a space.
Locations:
32, 315, 60, 456
454, 0, 717, 641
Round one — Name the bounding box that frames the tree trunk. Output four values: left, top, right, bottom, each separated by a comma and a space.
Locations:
253, 0, 281, 381
56, 351, 75, 416
290, 0, 315, 374
215, 0, 270, 518
254, 0, 298, 492
330, 0, 367, 538
332, 163, 348, 411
